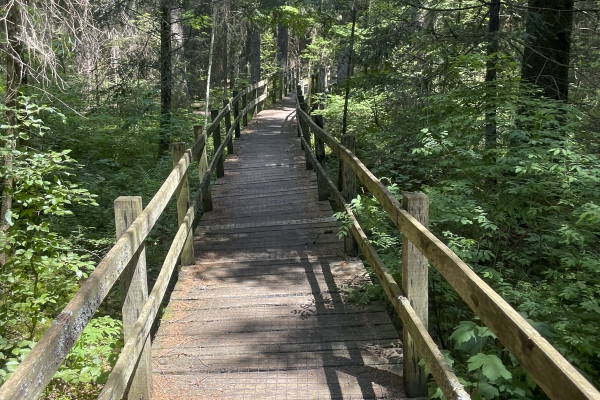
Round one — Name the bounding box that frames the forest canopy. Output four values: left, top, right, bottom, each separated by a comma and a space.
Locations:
0, 0, 599, 398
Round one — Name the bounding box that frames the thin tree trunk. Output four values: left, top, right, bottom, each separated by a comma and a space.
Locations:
521, 0, 573, 101
485, 0, 500, 150
1, 1, 24, 267
277, 24, 288, 70
204, 6, 217, 129
212, 1, 229, 97
249, 24, 261, 82
159, 0, 172, 156
336, 12, 352, 87
171, 0, 189, 99
341, 4, 356, 136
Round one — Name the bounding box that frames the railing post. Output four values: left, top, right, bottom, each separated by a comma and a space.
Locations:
223, 99, 233, 154
297, 84, 303, 98
211, 109, 225, 178
313, 115, 328, 201
194, 126, 213, 212
341, 134, 359, 256
233, 90, 241, 138
114, 196, 152, 400
252, 81, 258, 117
284, 70, 288, 96
402, 192, 430, 397
300, 101, 311, 170
242, 86, 248, 127
279, 72, 284, 100
171, 143, 195, 266
257, 82, 264, 113
297, 94, 305, 139
271, 76, 277, 104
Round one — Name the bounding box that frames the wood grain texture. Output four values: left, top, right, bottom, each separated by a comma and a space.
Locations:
152, 96, 407, 400
114, 197, 152, 400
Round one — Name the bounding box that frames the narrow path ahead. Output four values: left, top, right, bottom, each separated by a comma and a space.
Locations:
151, 96, 406, 399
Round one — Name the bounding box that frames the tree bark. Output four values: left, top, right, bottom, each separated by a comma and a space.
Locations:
171, 0, 189, 100
277, 24, 288, 70
212, 1, 229, 97
485, 0, 500, 150
521, 0, 573, 101
336, 12, 352, 87
1, 0, 24, 267
341, 4, 357, 136
249, 24, 261, 83
159, 0, 172, 156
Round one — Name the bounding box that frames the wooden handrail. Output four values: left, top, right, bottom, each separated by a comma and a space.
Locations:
0, 67, 296, 400
299, 134, 469, 400
295, 98, 600, 400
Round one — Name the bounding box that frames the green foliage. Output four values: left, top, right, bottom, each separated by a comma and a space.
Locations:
0, 98, 98, 344
53, 316, 122, 385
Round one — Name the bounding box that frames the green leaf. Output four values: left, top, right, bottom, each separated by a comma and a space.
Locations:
468, 353, 512, 383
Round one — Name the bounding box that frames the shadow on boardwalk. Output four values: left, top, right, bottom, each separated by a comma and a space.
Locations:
151, 97, 407, 399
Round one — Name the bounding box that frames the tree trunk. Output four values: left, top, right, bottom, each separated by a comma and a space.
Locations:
1, 1, 24, 267
521, 0, 573, 101
159, 0, 172, 156
336, 12, 352, 87
249, 24, 261, 82
212, 1, 229, 97
341, 5, 357, 136
277, 24, 288, 70
171, 0, 189, 101
485, 0, 500, 150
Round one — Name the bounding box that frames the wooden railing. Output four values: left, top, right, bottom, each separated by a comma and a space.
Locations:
295, 80, 600, 400
0, 68, 298, 400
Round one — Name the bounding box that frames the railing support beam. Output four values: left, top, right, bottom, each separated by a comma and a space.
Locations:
242, 87, 248, 127
341, 134, 358, 257
211, 109, 225, 178
194, 126, 213, 212
402, 192, 430, 397
313, 115, 328, 201
171, 143, 195, 266
299, 102, 312, 170
233, 90, 241, 138
114, 196, 152, 400
223, 99, 233, 155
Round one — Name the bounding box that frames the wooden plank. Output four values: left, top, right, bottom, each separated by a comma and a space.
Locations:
297, 107, 600, 400
0, 146, 194, 400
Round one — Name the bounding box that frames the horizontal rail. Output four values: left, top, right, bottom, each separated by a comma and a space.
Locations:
296, 107, 600, 400
99, 156, 201, 399
299, 133, 469, 400
0, 67, 295, 400
0, 144, 197, 400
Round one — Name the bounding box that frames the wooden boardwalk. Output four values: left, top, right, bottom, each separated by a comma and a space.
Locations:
151, 96, 407, 399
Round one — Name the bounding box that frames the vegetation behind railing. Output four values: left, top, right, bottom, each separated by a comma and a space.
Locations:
296, 72, 600, 400
0, 68, 297, 400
